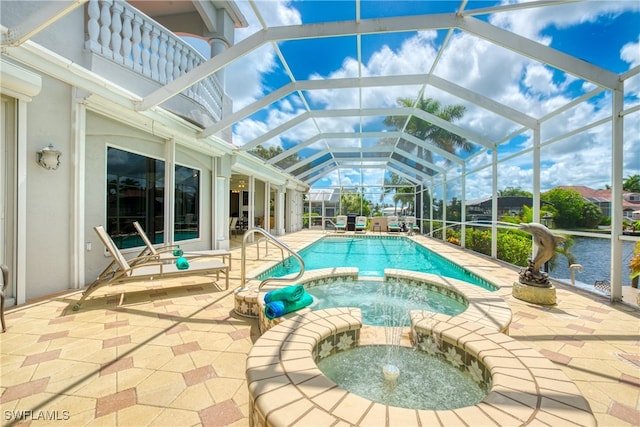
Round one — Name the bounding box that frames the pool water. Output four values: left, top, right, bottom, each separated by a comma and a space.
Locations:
317, 345, 487, 410
307, 279, 466, 326
263, 237, 494, 290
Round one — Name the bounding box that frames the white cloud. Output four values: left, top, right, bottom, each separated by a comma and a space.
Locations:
225, 0, 302, 109
489, 0, 638, 40
621, 36, 640, 67
225, 1, 639, 199
523, 64, 559, 96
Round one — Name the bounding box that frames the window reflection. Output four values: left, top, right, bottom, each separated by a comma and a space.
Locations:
175, 165, 200, 241
107, 147, 165, 249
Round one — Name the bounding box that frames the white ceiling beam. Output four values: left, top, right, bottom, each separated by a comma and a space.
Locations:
411, 109, 495, 149
299, 160, 338, 182
387, 160, 426, 184
457, 16, 619, 89
284, 149, 331, 172
241, 112, 310, 151
140, 13, 457, 111
204, 73, 535, 137
462, 0, 583, 17
393, 146, 445, 173
138, 28, 270, 110
400, 133, 463, 164
428, 75, 537, 127
306, 166, 339, 185
203, 83, 295, 138
331, 147, 393, 153
262, 129, 463, 177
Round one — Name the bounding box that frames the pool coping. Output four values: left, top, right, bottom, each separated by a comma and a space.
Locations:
246, 308, 596, 427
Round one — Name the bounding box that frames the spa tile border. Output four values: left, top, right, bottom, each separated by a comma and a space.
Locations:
385, 269, 512, 334
246, 309, 597, 427
236, 267, 511, 335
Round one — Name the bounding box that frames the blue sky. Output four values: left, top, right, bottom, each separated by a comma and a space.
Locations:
220, 0, 640, 202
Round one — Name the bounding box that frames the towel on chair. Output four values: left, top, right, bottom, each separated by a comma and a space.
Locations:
264, 284, 305, 303
264, 292, 313, 319
173, 247, 183, 257
176, 257, 189, 270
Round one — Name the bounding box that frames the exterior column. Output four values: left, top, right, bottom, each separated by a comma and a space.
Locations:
460, 165, 466, 248
491, 148, 498, 259
441, 178, 447, 242
209, 38, 228, 88
610, 83, 624, 302
71, 92, 86, 290
275, 186, 285, 236
215, 154, 232, 250
263, 181, 270, 233
164, 138, 176, 245
532, 126, 541, 223
248, 175, 255, 230
16, 99, 27, 305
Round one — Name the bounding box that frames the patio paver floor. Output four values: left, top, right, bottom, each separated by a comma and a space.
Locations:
1, 230, 638, 426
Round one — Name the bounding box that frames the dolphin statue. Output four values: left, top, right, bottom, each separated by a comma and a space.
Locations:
519, 222, 565, 278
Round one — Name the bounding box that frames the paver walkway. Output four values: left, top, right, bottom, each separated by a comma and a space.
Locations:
1, 230, 638, 426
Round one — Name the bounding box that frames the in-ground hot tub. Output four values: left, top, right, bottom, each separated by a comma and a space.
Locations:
245, 309, 596, 427
234, 267, 512, 335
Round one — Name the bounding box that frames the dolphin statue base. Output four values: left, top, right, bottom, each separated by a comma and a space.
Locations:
519, 259, 552, 288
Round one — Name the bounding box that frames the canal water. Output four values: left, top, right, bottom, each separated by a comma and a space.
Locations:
550, 237, 637, 286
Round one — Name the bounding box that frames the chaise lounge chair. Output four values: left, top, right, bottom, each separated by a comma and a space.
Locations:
73, 226, 230, 310
404, 216, 420, 235
133, 221, 231, 268
355, 216, 367, 233
335, 215, 347, 233
387, 216, 401, 232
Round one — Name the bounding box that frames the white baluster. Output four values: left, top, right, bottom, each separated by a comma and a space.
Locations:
180, 46, 188, 83
173, 43, 183, 79
121, 9, 133, 68
186, 51, 196, 96
85, 0, 100, 52
110, 2, 123, 63
158, 33, 168, 84
150, 27, 160, 81
99, 0, 112, 56
132, 15, 142, 72
165, 37, 175, 82
141, 22, 151, 77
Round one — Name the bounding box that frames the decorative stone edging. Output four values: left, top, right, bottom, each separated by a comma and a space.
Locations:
385, 269, 512, 334
243, 267, 512, 335
232, 267, 358, 323
246, 309, 596, 427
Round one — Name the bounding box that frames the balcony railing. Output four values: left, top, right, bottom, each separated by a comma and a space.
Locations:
85, 0, 223, 121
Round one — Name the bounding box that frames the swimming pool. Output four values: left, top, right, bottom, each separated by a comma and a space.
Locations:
307, 279, 467, 326
260, 236, 495, 290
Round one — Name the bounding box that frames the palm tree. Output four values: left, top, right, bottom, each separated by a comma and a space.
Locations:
384, 96, 472, 170
623, 174, 640, 192
393, 187, 415, 215
380, 172, 406, 203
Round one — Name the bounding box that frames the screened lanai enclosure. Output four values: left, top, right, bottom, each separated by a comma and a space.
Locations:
2, 0, 638, 303
187, 0, 638, 301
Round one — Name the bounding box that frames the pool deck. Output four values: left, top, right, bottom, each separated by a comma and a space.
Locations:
1, 230, 639, 426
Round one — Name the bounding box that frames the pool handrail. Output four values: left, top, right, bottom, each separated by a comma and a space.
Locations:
241, 227, 305, 290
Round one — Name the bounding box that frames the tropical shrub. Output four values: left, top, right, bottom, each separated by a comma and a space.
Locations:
497, 231, 531, 267
579, 202, 603, 228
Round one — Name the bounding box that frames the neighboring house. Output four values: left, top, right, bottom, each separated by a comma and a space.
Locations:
1, 1, 307, 305
556, 186, 640, 219
466, 196, 551, 221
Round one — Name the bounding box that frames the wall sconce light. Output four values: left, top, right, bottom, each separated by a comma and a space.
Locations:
36, 144, 62, 170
